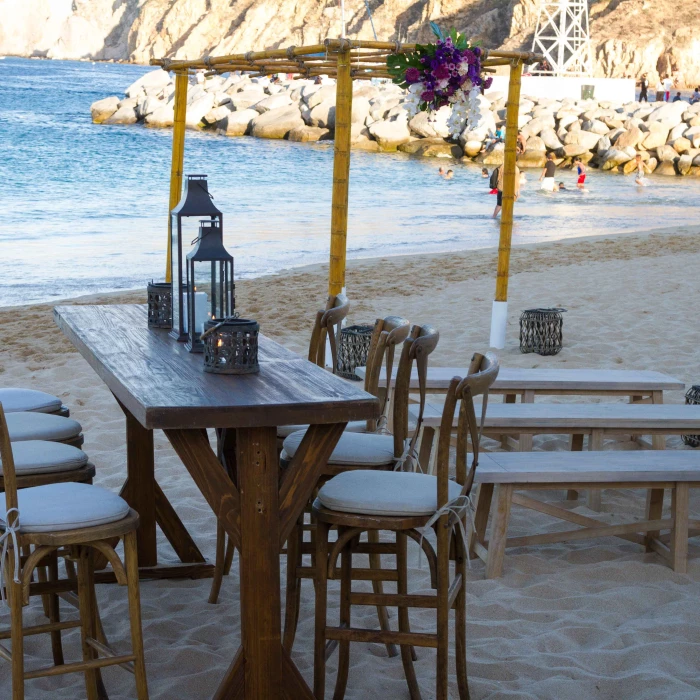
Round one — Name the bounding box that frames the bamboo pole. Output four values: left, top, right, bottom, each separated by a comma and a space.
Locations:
328, 45, 353, 296
490, 61, 523, 349
166, 72, 189, 283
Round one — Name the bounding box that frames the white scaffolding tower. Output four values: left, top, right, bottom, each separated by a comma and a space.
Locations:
531, 0, 593, 77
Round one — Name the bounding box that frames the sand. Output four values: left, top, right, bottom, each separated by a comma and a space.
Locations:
1, 225, 700, 699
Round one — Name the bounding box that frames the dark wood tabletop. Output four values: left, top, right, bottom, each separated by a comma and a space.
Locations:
54, 304, 379, 430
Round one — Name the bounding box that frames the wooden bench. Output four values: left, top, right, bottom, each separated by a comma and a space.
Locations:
469, 451, 699, 578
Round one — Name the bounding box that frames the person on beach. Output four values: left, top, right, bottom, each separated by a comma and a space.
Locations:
639, 74, 649, 102
574, 157, 587, 189
663, 76, 673, 101
634, 154, 649, 186
691, 87, 700, 104
492, 164, 520, 218
655, 80, 665, 102
489, 166, 499, 194
481, 167, 489, 178
673, 92, 683, 102
539, 152, 556, 191
516, 130, 527, 154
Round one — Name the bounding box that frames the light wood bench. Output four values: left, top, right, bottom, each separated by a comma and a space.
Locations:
470, 451, 699, 578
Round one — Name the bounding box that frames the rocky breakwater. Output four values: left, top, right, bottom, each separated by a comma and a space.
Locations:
92, 69, 700, 176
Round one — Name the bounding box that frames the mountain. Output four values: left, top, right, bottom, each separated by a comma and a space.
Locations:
2, 0, 699, 84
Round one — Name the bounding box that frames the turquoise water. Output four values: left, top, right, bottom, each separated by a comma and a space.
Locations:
2, 56, 700, 307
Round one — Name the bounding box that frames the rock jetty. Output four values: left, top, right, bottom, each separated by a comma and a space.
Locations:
92, 69, 700, 176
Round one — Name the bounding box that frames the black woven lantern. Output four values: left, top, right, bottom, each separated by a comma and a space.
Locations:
337, 324, 374, 380
682, 385, 700, 447
147, 281, 172, 329
185, 219, 235, 353
170, 174, 223, 342
519, 308, 566, 356
202, 318, 259, 374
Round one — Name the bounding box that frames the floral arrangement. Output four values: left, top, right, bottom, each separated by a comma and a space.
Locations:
387, 23, 492, 137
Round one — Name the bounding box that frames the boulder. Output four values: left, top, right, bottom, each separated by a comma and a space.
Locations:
645, 100, 688, 129
539, 127, 563, 150
124, 69, 171, 99
306, 85, 336, 108
185, 93, 215, 129
669, 122, 689, 141
250, 106, 304, 139
219, 108, 258, 136
104, 98, 138, 125
202, 105, 232, 127
656, 144, 679, 162
582, 119, 609, 135
353, 83, 381, 100
307, 99, 335, 129
398, 138, 463, 159
369, 97, 401, 121
563, 129, 600, 151
558, 144, 589, 158
368, 117, 412, 150
463, 140, 483, 157
557, 113, 579, 129
602, 117, 625, 130
351, 123, 372, 144
408, 106, 450, 138
352, 97, 371, 125
654, 160, 678, 176
526, 115, 555, 135
597, 136, 611, 154
525, 135, 546, 152
517, 150, 547, 168
145, 103, 175, 128
230, 88, 266, 111
91, 96, 120, 123
253, 94, 293, 113
288, 125, 331, 142
689, 115, 700, 127
672, 137, 692, 154
642, 126, 670, 149
600, 149, 632, 170
694, 154, 700, 166
678, 154, 693, 175
136, 94, 164, 119
622, 158, 640, 175
476, 142, 505, 165
352, 139, 380, 152
615, 126, 643, 149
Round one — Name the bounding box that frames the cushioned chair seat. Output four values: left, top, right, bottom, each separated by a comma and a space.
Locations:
0, 388, 63, 414
0, 440, 89, 475
283, 430, 396, 467
6, 412, 82, 443
0, 482, 130, 533
277, 421, 368, 439
317, 470, 463, 517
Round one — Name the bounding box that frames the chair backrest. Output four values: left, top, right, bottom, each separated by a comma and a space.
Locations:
0, 403, 18, 516
392, 324, 440, 460
363, 315, 410, 431
435, 352, 500, 508
308, 293, 350, 370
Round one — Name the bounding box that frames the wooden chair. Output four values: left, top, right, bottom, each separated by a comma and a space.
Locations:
0, 388, 70, 417
0, 404, 149, 699
5, 412, 83, 449
207, 293, 352, 605
280, 315, 412, 649
311, 352, 500, 700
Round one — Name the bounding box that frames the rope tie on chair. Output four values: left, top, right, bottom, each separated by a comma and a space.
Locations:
419, 495, 476, 570
393, 438, 421, 473
286, 45, 297, 60
245, 51, 255, 64
0, 508, 21, 607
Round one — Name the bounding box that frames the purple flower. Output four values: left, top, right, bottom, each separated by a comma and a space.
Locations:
484, 76, 493, 89
405, 67, 421, 83
473, 46, 482, 57
433, 64, 450, 80
421, 89, 435, 102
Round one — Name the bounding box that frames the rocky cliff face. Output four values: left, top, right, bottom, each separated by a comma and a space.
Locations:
2, 0, 700, 84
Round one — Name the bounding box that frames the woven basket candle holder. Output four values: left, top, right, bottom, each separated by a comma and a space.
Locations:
519, 307, 566, 356
682, 385, 700, 447
147, 282, 172, 329
202, 318, 259, 374
337, 324, 374, 380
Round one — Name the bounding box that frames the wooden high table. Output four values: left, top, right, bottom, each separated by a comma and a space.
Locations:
54, 304, 379, 699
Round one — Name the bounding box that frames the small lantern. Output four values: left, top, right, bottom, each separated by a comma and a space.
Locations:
147, 281, 172, 329
202, 319, 259, 374
185, 219, 235, 352
682, 385, 700, 448
337, 324, 374, 380
519, 308, 566, 356
170, 174, 223, 341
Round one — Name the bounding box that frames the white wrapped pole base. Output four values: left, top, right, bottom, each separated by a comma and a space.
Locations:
489, 300, 508, 349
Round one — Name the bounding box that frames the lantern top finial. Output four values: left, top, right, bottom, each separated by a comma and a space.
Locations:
172, 173, 222, 217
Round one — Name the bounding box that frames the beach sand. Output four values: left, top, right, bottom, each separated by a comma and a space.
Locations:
2, 225, 700, 698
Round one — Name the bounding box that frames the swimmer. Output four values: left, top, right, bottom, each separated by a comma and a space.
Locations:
444, 169, 454, 180
634, 154, 649, 186
438, 167, 445, 177
481, 167, 489, 178
557, 181, 567, 191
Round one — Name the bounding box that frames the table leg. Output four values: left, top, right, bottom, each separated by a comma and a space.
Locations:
567, 433, 585, 501
518, 390, 535, 452
587, 429, 603, 511
500, 394, 517, 449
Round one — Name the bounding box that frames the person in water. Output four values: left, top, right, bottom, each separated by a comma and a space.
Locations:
444, 170, 454, 180
634, 154, 649, 186
539, 152, 556, 191
438, 167, 445, 177
481, 167, 489, 178
574, 157, 587, 189
493, 164, 520, 218
557, 182, 567, 191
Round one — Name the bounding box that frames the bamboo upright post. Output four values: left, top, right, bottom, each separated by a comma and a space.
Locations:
490, 61, 523, 349
328, 44, 353, 296
166, 72, 188, 282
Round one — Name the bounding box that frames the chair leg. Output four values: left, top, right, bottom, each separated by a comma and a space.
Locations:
4, 549, 24, 700
314, 521, 331, 700
283, 518, 303, 652
436, 525, 451, 700
223, 537, 235, 576
46, 550, 65, 667
485, 485, 513, 579
124, 532, 149, 699
333, 536, 353, 700
454, 525, 470, 700
76, 547, 100, 700
397, 532, 421, 700
469, 483, 493, 557
209, 521, 227, 604
367, 529, 398, 658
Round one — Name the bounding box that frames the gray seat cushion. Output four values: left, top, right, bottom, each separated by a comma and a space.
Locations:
1, 441, 88, 475
0, 388, 63, 414
277, 421, 368, 439
0, 483, 130, 533
283, 430, 395, 467
317, 470, 463, 517
6, 412, 82, 443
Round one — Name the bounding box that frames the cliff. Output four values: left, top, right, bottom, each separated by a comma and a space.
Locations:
2, 0, 700, 84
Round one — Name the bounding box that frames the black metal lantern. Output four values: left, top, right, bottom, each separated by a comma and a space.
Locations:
185, 219, 235, 352
170, 174, 223, 341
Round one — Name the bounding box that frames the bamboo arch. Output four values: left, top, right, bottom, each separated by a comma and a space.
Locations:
151, 38, 541, 348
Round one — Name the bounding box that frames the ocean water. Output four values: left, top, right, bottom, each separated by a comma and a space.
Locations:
2, 56, 700, 307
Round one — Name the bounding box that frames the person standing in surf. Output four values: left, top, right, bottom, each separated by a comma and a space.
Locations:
574, 157, 587, 190
539, 152, 556, 192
